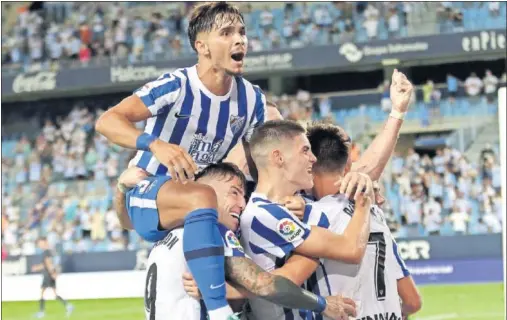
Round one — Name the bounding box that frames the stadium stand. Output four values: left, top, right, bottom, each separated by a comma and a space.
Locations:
2, 2, 506, 73
0, 1, 505, 257
1, 76, 504, 255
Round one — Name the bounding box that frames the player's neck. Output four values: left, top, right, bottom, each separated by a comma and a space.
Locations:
312, 173, 340, 200
255, 172, 299, 203
196, 63, 233, 96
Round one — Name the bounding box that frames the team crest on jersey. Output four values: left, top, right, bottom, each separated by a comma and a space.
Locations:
225, 230, 243, 252
229, 115, 246, 135
276, 218, 304, 242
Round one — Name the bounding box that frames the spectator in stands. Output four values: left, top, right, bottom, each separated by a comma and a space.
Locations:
446, 73, 459, 103
488, 2, 501, 17
464, 72, 483, 103
386, 6, 400, 38
363, 4, 380, 39
482, 208, 502, 233
423, 197, 443, 235
483, 70, 499, 103
448, 204, 469, 235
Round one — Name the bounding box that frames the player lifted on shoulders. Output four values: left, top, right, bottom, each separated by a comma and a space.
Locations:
118, 164, 356, 320
95, 3, 278, 319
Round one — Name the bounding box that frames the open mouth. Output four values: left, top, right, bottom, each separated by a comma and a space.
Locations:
230, 213, 240, 221
231, 52, 245, 62
306, 167, 313, 174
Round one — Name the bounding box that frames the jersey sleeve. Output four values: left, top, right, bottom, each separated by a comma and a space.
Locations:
301, 204, 331, 229
390, 236, 411, 279
134, 72, 182, 117
244, 85, 267, 142
218, 224, 246, 257
249, 203, 311, 258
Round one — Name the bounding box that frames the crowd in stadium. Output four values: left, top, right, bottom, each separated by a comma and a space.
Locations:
1, 73, 503, 257
1, 1, 505, 257
2, 1, 506, 72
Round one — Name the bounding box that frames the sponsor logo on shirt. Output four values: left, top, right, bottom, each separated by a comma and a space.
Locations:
277, 218, 304, 242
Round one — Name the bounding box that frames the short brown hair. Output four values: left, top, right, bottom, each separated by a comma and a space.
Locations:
187, 2, 244, 52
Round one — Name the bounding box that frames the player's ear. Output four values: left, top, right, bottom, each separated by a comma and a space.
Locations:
271, 149, 284, 167
195, 35, 210, 57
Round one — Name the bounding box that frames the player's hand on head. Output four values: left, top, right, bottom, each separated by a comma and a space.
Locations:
182, 272, 201, 299
280, 195, 306, 221
390, 69, 413, 113
150, 140, 199, 183
118, 166, 149, 188
334, 172, 374, 203
323, 294, 357, 320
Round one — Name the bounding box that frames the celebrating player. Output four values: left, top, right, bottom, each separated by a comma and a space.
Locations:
239, 120, 375, 319
95, 3, 277, 319
31, 237, 73, 319
295, 123, 422, 319
117, 164, 357, 320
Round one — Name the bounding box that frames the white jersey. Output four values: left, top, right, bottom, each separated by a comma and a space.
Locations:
130, 65, 267, 175
240, 193, 323, 320
301, 194, 410, 320
145, 225, 245, 320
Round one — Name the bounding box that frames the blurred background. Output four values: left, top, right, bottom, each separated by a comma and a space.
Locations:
1, 1, 505, 320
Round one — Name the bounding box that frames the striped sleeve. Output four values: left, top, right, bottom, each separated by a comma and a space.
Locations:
134, 72, 182, 116
218, 224, 246, 257
249, 202, 311, 258
390, 236, 411, 279
302, 204, 331, 229
244, 85, 267, 142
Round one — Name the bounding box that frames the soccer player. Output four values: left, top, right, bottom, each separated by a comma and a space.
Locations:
117, 164, 356, 320
31, 237, 73, 318
296, 123, 422, 320
239, 120, 375, 320
95, 3, 278, 319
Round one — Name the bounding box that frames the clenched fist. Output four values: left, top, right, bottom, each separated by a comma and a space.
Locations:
390, 69, 413, 114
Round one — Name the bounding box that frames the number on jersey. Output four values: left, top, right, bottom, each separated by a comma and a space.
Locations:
368, 232, 386, 301
145, 263, 158, 320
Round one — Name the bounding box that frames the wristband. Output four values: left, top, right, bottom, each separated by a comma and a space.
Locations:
390, 109, 406, 120
136, 133, 157, 151
315, 295, 327, 314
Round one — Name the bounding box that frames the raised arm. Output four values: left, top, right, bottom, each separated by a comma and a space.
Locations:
352, 69, 413, 181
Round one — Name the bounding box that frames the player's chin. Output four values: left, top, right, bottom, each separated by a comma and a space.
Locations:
227, 60, 245, 75
299, 176, 314, 190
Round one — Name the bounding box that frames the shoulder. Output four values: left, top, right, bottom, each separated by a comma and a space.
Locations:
138, 69, 187, 95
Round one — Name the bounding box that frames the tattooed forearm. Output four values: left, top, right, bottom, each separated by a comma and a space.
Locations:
225, 257, 323, 311
114, 187, 133, 230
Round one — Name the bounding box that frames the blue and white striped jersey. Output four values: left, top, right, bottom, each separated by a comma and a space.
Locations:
240, 193, 314, 320
301, 194, 410, 320
129, 65, 267, 175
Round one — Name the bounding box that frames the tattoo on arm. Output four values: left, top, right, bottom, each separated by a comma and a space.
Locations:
225, 257, 323, 311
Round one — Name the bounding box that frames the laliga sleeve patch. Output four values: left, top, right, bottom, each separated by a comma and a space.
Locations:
276, 218, 305, 242
225, 230, 244, 252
